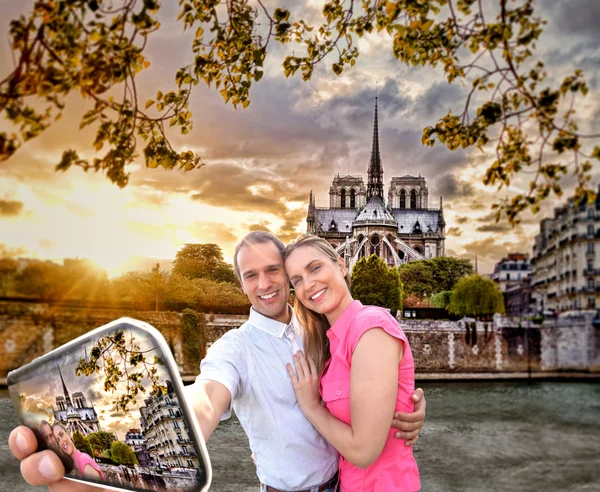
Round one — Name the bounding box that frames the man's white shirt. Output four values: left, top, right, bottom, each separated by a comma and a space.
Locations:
196, 307, 338, 491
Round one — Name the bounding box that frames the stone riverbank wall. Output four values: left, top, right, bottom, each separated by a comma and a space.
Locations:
1, 300, 598, 381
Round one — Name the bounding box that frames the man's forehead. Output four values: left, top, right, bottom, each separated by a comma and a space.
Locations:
238, 241, 284, 268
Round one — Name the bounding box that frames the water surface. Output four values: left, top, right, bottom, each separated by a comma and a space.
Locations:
1, 382, 599, 491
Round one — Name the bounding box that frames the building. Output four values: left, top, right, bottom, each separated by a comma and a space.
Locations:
531, 186, 600, 313
139, 381, 199, 469
306, 97, 445, 271
505, 278, 535, 317
125, 428, 152, 467
53, 366, 101, 436
491, 253, 532, 293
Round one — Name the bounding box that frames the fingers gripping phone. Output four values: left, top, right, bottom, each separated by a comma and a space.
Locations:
8, 317, 212, 492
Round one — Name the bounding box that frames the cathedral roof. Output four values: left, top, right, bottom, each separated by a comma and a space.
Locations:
391, 209, 442, 233
355, 196, 396, 223
313, 208, 357, 233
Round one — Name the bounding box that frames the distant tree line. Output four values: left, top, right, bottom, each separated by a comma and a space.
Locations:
0, 244, 250, 314
350, 255, 504, 319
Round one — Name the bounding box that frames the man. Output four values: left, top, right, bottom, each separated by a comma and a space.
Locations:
10, 231, 426, 492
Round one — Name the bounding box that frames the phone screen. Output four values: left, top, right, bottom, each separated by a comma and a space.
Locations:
8, 320, 209, 492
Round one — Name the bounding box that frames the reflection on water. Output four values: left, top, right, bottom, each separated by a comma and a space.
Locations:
2, 382, 599, 492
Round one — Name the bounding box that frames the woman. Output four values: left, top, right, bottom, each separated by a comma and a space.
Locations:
284, 234, 420, 491
52, 423, 104, 480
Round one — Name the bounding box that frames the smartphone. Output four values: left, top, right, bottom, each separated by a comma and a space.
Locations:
8, 317, 212, 492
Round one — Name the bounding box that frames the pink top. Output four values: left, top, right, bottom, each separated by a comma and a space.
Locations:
320, 301, 420, 492
73, 449, 104, 479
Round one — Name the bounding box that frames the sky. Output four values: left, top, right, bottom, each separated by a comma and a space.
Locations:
0, 0, 599, 276
12, 325, 173, 441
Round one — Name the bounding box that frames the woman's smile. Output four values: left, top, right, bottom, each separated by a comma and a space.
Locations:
309, 288, 327, 302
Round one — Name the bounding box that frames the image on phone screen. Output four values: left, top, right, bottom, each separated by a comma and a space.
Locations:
8, 319, 209, 492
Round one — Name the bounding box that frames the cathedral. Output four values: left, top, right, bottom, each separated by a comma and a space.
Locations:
53, 366, 101, 436
306, 97, 446, 271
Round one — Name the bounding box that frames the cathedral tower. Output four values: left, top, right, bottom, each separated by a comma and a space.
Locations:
366, 97, 384, 201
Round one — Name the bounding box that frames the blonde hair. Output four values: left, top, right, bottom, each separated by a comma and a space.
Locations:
284, 234, 351, 373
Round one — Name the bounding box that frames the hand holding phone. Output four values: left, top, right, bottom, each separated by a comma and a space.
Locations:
8, 317, 211, 492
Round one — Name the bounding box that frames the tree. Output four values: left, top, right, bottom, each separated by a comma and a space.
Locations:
71, 431, 94, 458
397, 261, 435, 299
166, 274, 249, 313
447, 274, 505, 319
403, 293, 431, 309
431, 290, 452, 309
87, 431, 117, 456
109, 264, 169, 310
75, 330, 167, 412
0, 258, 18, 296
427, 257, 474, 292
15, 260, 64, 299
1, 1, 597, 222
147, 263, 169, 311
181, 308, 207, 372
109, 441, 139, 466
59, 258, 109, 302
210, 264, 238, 285
173, 244, 236, 283
351, 254, 402, 313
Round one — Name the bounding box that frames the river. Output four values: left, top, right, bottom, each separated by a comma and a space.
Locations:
1, 381, 599, 491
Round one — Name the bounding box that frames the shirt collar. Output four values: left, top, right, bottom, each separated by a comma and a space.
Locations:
249, 306, 293, 338
327, 300, 363, 340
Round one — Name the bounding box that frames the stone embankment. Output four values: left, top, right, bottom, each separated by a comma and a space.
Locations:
1, 300, 598, 383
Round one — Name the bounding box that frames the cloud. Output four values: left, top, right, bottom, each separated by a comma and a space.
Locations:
447, 227, 462, 237
39, 239, 56, 250
277, 208, 308, 243
459, 237, 524, 273
247, 221, 272, 232
553, 0, 600, 43
0, 198, 24, 217
455, 216, 469, 224
435, 173, 476, 199
193, 221, 238, 246
476, 223, 511, 233
188, 162, 304, 213
417, 81, 466, 119
468, 201, 487, 211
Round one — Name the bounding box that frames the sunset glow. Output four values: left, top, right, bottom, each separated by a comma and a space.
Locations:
1, 1, 598, 276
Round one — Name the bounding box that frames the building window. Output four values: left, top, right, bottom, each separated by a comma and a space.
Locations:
507, 273, 511, 280
350, 189, 356, 208
369, 235, 381, 256
187, 460, 193, 467
173, 421, 180, 429
588, 259, 594, 272
588, 242, 595, 254
588, 279, 595, 290
588, 296, 596, 308
340, 189, 346, 208
410, 189, 417, 209
400, 190, 406, 208
169, 409, 175, 417
588, 208, 595, 220
588, 225, 595, 238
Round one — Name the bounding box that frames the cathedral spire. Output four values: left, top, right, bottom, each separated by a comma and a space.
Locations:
367, 96, 384, 201
58, 365, 73, 407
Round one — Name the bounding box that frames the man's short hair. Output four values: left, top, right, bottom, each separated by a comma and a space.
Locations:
233, 231, 285, 281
